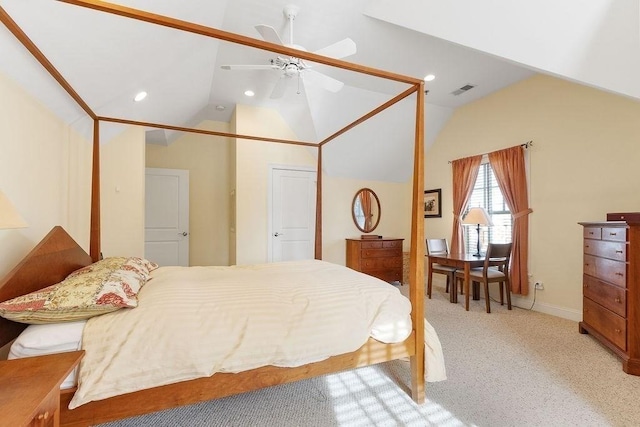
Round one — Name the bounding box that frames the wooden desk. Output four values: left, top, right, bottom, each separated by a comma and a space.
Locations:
427, 253, 484, 310
0, 350, 84, 427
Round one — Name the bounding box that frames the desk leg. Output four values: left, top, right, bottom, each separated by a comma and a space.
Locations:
427, 260, 433, 299
464, 264, 470, 311
450, 273, 457, 303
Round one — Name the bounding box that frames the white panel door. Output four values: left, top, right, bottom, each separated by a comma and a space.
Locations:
269, 167, 316, 262
145, 168, 189, 266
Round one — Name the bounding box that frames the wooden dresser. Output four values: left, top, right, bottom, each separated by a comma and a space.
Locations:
345, 238, 404, 283
579, 221, 640, 375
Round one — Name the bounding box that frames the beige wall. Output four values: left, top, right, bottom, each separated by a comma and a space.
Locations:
322, 176, 412, 265
230, 104, 414, 266
425, 74, 640, 320
233, 104, 317, 265
228, 110, 237, 265
0, 71, 411, 283
146, 121, 231, 266
0, 72, 91, 278
100, 126, 146, 258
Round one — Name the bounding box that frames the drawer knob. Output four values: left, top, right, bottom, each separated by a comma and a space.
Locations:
584, 283, 589, 288
615, 328, 621, 333
585, 245, 590, 248
615, 297, 621, 303
615, 272, 624, 277
610, 232, 617, 236
615, 250, 623, 254
589, 232, 594, 235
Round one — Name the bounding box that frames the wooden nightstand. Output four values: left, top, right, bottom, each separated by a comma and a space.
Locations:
0, 350, 84, 427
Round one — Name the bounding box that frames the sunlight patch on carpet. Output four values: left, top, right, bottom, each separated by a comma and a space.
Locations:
325, 365, 466, 426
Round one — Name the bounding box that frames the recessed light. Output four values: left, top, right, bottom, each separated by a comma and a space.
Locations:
244, 90, 255, 97
134, 91, 147, 102
423, 74, 435, 82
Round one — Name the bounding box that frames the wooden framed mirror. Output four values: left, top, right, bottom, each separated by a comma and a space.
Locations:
352, 188, 381, 233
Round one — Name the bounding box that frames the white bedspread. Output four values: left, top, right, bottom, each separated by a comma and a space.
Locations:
70, 260, 418, 408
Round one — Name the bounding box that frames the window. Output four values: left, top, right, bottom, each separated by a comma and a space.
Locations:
464, 162, 512, 254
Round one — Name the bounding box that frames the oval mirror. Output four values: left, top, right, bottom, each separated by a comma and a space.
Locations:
352, 188, 381, 233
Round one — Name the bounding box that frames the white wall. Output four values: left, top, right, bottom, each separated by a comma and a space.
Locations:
425, 74, 640, 320
0, 71, 91, 278
365, 0, 640, 100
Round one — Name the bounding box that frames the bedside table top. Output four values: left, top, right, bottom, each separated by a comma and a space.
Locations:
0, 350, 84, 426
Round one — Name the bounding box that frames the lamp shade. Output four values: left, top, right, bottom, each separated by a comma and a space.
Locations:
0, 190, 28, 229
462, 207, 494, 226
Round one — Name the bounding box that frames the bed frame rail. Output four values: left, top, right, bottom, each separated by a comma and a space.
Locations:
60, 334, 415, 427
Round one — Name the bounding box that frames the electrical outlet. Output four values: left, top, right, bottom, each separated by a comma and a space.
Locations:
534, 281, 544, 290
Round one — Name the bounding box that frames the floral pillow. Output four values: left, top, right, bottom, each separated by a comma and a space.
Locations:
0, 257, 159, 324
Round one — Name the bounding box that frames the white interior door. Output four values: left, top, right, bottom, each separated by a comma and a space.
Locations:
145, 168, 189, 266
269, 167, 316, 262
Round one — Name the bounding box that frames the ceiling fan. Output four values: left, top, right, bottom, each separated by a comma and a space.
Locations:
221, 4, 356, 99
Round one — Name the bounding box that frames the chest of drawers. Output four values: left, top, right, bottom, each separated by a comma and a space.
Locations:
345, 238, 404, 284
579, 221, 640, 375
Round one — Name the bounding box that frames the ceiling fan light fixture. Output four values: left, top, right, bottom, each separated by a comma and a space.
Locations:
133, 91, 147, 102
423, 74, 435, 82
244, 90, 255, 97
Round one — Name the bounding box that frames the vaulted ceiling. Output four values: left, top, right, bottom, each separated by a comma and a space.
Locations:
0, 0, 546, 181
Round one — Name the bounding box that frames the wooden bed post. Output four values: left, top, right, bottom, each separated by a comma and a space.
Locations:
90, 119, 101, 262
314, 145, 322, 260
409, 82, 426, 403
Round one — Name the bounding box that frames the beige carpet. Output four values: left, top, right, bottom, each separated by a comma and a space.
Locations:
98, 284, 640, 426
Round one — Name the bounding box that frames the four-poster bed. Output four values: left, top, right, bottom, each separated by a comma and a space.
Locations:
0, 1, 427, 425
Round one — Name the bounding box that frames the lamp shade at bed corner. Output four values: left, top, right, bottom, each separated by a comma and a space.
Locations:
0, 190, 28, 229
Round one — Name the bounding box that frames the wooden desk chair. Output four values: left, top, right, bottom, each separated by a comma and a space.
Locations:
426, 238, 457, 299
455, 242, 512, 313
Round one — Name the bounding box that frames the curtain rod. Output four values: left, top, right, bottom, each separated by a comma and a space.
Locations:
447, 140, 533, 164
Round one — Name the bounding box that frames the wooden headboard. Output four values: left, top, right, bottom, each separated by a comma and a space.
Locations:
0, 226, 92, 347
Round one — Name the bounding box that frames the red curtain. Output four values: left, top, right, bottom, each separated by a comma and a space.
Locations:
450, 155, 482, 254
489, 146, 532, 295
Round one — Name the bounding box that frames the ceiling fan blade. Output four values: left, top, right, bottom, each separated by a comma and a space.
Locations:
255, 25, 284, 45
313, 38, 356, 59
220, 64, 278, 70
270, 76, 289, 99
304, 70, 344, 93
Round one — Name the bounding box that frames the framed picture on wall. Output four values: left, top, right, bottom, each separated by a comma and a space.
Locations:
423, 189, 442, 218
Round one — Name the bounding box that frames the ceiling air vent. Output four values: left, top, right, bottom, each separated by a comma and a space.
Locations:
451, 84, 476, 96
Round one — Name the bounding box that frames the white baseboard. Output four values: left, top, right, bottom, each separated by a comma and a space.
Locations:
512, 295, 582, 322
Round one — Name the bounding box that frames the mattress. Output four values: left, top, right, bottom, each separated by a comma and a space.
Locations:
71, 260, 415, 408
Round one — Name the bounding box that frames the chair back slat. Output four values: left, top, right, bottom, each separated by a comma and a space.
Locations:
483, 242, 512, 276
426, 238, 449, 255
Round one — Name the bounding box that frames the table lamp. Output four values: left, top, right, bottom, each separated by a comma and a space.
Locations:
462, 207, 493, 257
0, 190, 28, 230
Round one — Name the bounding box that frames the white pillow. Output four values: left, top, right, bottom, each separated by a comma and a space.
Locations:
9, 321, 86, 389
9, 320, 85, 359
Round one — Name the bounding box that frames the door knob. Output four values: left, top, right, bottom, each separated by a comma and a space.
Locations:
274, 232, 283, 237
181, 232, 188, 237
